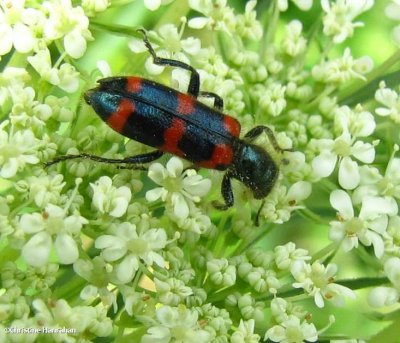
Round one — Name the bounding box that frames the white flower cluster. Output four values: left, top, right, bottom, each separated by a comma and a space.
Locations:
2, 0, 400, 342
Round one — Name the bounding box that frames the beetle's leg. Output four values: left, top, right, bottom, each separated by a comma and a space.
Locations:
138, 29, 200, 97
255, 199, 265, 227
45, 150, 163, 167
199, 91, 224, 111
212, 173, 234, 210
244, 125, 292, 153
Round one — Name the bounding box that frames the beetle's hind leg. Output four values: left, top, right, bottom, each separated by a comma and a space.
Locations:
137, 29, 200, 98
44, 150, 163, 168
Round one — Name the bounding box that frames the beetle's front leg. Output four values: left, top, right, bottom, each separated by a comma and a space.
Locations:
244, 126, 292, 153
212, 173, 234, 210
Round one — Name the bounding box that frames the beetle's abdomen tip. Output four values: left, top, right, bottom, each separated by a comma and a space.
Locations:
84, 89, 94, 105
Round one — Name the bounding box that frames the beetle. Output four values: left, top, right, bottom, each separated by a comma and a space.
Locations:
46, 29, 289, 213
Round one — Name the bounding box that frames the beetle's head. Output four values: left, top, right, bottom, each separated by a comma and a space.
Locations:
232, 143, 279, 199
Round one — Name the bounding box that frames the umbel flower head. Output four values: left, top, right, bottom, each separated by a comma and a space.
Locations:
1, 0, 400, 342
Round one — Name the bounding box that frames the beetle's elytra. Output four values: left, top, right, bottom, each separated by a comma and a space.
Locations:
47, 29, 289, 213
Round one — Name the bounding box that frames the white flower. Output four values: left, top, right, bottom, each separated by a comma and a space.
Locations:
352, 149, 400, 204
97, 60, 112, 77
129, 25, 201, 77
384, 257, 400, 289
44, 95, 74, 122
0, 0, 40, 56
21, 204, 87, 267
168, 201, 212, 234
146, 157, 211, 219
188, 0, 237, 33
259, 182, 311, 225
312, 48, 373, 84
335, 105, 376, 138
143, 0, 174, 11
235, 0, 263, 40
57, 62, 81, 93
73, 257, 117, 309
43, 0, 93, 58
375, 81, 400, 123
278, 0, 313, 11
281, 20, 307, 57
207, 258, 236, 287
368, 257, 400, 307
274, 242, 311, 270
90, 176, 131, 217
28, 49, 59, 85
385, 0, 400, 44
269, 298, 307, 324
231, 319, 260, 343
385, 0, 400, 20
291, 260, 356, 308
95, 222, 168, 284
0, 121, 40, 178
225, 293, 264, 322
27, 49, 80, 93
368, 286, 399, 307
141, 305, 211, 343
329, 189, 398, 258
311, 128, 376, 189
321, 0, 374, 43
17, 174, 65, 208
259, 82, 287, 117
33, 298, 113, 337
155, 278, 193, 306
6, 85, 53, 129
265, 315, 318, 343
82, 0, 110, 16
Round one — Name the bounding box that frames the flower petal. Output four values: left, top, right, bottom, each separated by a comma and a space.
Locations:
20, 213, 44, 234
55, 233, 79, 264
64, 30, 87, 59
338, 157, 360, 190
146, 187, 167, 202
330, 189, 354, 219
166, 157, 183, 177
287, 181, 312, 202
12, 23, 35, 53
172, 192, 189, 219
312, 151, 337, 177
351, 141, 375, 163
148, 163, 166, 184
115, 255, 138, 284
22, 231, 52, 267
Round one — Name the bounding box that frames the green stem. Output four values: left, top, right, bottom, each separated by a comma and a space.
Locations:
231, 225, 273, 256
261, 1, 279, 56
311, 242, 339, 262
302, 85, 336, 112
337, 276, 389, 290
152, 0, 190, 29
90, 21, 143, 38
298, 208, 326, 225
